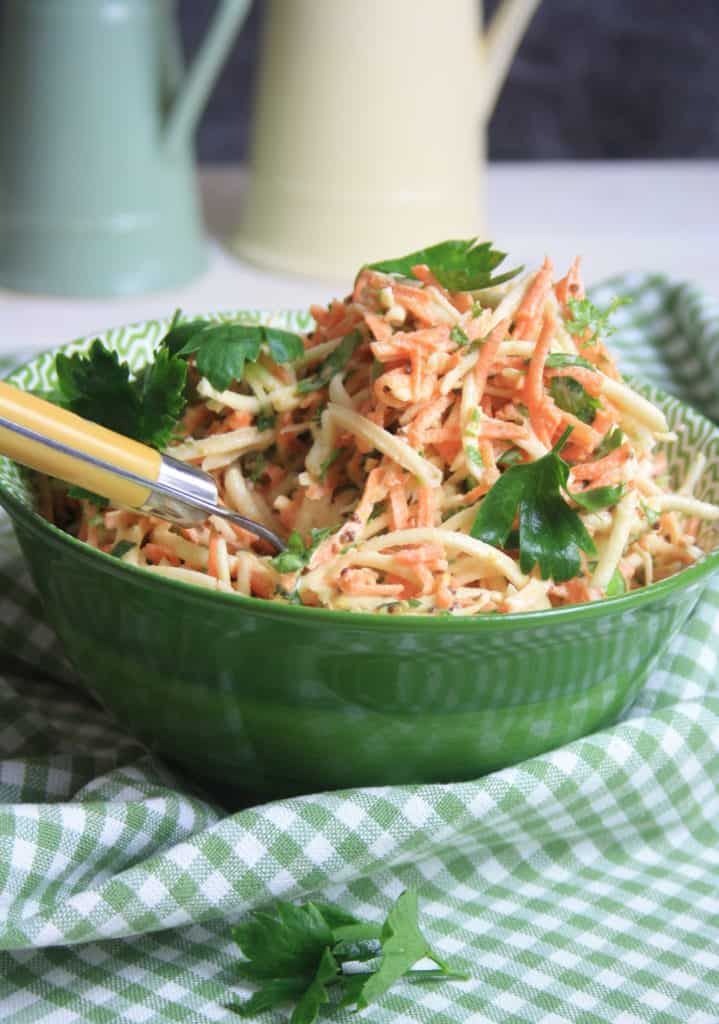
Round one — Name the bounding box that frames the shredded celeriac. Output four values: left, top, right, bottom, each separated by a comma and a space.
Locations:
49, 254, 719, 615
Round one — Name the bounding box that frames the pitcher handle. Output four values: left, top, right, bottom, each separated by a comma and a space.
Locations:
165, 0, 252, 150
480, 0, 541, 123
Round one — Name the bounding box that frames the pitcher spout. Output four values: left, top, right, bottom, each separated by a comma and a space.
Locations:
480, 0, 541, 123
164, 0, 251, 151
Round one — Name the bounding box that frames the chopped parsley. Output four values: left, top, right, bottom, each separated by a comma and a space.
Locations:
297, 332, 362, 394
255, 408, 276, 431
244, 452, 268, 483
565, 296, 632, 343
466, 446, 483, 469
450, 325, 470, 346
319, 448, 345, 482
549, 376, 602, 425
496, 446, 523, 467
271, 527, 333, 575
544, 353, 596, 371
110, 541, 135, 559
640, 499, 660, 527
593, 427, 624, 460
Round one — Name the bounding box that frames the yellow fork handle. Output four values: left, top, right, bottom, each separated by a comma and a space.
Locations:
0, 381, 161, 508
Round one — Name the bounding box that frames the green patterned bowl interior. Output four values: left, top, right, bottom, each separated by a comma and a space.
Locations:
3, 312, 719, 795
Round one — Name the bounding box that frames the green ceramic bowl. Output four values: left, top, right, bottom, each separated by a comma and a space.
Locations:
3, 312, 719, 801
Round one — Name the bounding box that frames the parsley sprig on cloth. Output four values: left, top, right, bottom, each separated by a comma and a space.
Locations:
228, 891, 468, 1023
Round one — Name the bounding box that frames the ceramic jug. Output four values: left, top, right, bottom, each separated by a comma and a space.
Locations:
234, 0, 540, 281
0, 0, 250, 297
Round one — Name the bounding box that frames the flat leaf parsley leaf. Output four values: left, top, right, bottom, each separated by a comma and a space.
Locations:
176, 325, 261, 392
55, 341, 141, 439
471, 426, 597, 582
353, 891, 454, 1011
133, 348, 189, 449
48, 314, 303, 460
66, 485, 109, 508
172, 321, 304, 392
54, 340, 188, 451
565, 296, 632, 343
291, 947, 339, 1024
369, 238, 523, 292
264, 327, 306, 364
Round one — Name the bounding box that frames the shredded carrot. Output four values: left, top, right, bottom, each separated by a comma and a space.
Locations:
145, 543, 181, 567
435, 574, 454, 609
478, 419, 529, 440
545, 366, 603, 396
250, 570, 274, 599
524, 313, 556, 447
514, 256, 553, 339
207, 533, 219, 577
337, 567, 403, 597
364, 312, 394, 344
410, 264, 442, 289
452, 292, 474, 314
407, 395, 453, 449
388, 482, 409, 530
58, 248, 709, 615
550, 407, 600, 453
391, 284, 440, 326
479, 439, 499, 486
474, 317, 511, 401
415, 487, 438, 528
554, 256, 585, 310
572, 444, 631, 481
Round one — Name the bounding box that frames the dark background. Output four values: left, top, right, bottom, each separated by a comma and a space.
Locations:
180, 0, 719, 162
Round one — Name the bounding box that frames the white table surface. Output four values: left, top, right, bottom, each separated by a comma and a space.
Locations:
1, 160, 716, 356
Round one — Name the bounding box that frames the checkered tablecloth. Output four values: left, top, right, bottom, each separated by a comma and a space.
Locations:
2, 275, 719, 1024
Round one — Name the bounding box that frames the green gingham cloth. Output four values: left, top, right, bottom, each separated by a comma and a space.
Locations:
2, 274, 719, 1024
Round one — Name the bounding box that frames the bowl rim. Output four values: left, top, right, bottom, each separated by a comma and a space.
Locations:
2, 313, 719, 632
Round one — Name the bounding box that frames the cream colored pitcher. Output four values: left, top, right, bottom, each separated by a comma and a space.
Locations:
233, 0, 540, 280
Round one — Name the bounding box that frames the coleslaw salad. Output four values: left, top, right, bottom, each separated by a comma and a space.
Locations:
39, 251, 719, 615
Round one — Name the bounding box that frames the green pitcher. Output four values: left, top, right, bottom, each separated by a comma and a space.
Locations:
0, 0, 250, 298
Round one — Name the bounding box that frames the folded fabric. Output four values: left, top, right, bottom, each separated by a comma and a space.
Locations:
1, 274, 719, 1024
